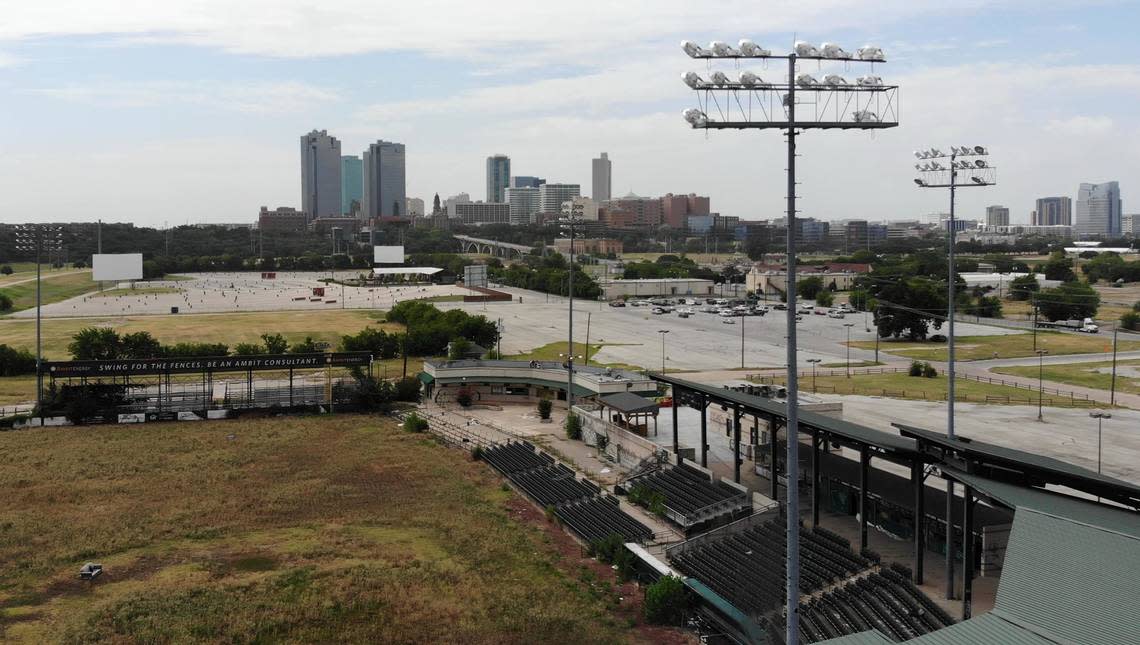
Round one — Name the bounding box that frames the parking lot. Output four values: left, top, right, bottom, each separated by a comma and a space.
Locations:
438, 286, 1020, 372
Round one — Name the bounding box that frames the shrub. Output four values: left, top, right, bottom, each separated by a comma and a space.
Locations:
909, 361, 924, 377
234, 342, 265, 355
0, 291, 11, 312
923, 363, 937, 378
544, 505, 557, 523
403, 412, 428, 433
815, 289, 834, 308
290, 336, 323, 353
1122, 311, 1140, 332
260, 333, 289, 354
0, 265, 12, 275
595, 434, 609, 454
456, 387, 474, 408
588, 533, 626, 564
471, 445, 484, 461
644, 575, 689, 625
394, 376, 422, 402
565, 413, 582, 440
628, 483, 666, 516
537, 398, 553, 420
0, 344, 36, 376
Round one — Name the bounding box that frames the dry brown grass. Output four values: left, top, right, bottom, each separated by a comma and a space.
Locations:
0, 415, 638, 643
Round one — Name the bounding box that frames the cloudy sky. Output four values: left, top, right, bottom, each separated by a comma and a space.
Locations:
1, 1, 1137, 228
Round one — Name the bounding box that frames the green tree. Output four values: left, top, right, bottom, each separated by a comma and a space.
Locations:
565, 413, 582, 440
0, 265, 12, 275
1039, 253, 1076, 282
0, 291, 12, 312
873, 277, 946, 340
0, 344, 36, 376
644, 576, 690, 625
120, 331, 162, 359
815, 289, 834, 307
1037, 282, 1100, 321
290, 336, 322, 353
68, 327, 122, 360
797, 276, 824, 300
1008, 273, 1040, 300
537, 398, 553, 420
448, 338, 472, 360
260, 333, 289, 354
234, 342, 265, 355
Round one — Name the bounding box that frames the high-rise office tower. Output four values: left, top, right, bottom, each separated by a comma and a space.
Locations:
363, 141, 407, 220
1075, 182, 1122, 238
1033, 196, 1072, 226
985, 205, 1009, 228
341, 155, 363, 216
538, 183, 581, 214
486, 154, 510, 203
510, 176, 546, 189
506, 187, 541, 225
592, 152, 612, 201
301, 130, 342, 219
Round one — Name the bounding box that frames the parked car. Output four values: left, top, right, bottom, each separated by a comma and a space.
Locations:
651, 307, 666, 315
700, 305, 719, 313
721, 317, 736, 324
838, 303, 855, 313
799, 303, 815, 312
929, 334, 947, 342
609, 300, 626, 307
827, 310, 846, 319
718, 309, 736, 317
813, 307, 828, 315
773, 303, 788, 311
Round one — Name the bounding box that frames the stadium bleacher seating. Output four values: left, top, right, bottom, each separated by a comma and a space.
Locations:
628, 464, 749, 528
482, 441, 655, 545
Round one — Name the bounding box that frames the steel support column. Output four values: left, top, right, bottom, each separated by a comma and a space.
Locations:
673, 388, 681, 459
811, 429, 821, 527
769, 416, 780, 500
859, 447, 869, 552
700, 394, 709, 468
962, 486, 974, 619
913, 461, 925, 585
733, 405, 742, 483
946, 479, 956, 599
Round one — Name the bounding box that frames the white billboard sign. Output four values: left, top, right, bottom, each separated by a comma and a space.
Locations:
373, 245, 405, 264
92, 253, 144, 281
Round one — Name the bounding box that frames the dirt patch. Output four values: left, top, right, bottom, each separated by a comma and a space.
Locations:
502, 492, 696, 645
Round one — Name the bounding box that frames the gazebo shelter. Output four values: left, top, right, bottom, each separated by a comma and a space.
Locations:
598, 392, 660, 437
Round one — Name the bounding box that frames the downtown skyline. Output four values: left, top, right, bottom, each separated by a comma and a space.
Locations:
1, 1, 1138, 227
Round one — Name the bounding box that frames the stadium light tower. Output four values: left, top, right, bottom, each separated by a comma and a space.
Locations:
13, 225, 65, 424
913, 145, 995, 600
559, 215, 582, 410
682, 37, 898, 645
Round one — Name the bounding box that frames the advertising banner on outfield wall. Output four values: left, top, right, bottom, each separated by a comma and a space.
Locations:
44, 352, 373, 377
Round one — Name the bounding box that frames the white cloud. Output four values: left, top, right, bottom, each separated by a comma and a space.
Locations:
1046, 115, 1115, 135
0, 0, 1068, 60
0, 51, 19, 67
20, 80, 341, 113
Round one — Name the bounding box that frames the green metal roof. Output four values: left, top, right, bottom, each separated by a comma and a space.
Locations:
815, 629, 894, 645
683, 578, 770, 645
946, 469, 1140, 539
993, 508, 1140, 645
899, 613, 1052, 645
652, 373, 918, 461
897, 423, 1140, 509
599, 391, 660, 415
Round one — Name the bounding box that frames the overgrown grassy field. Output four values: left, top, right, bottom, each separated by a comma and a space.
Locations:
0, 271, 100, 312
0, 309, 397, 358
762, 371, 1101, 407
0, 415, 641, 643
851, 331, 1139, 362
993, 358, 1140, 396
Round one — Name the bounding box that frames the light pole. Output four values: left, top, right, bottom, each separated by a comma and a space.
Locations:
560, 216, 581, 409
13, 225, 64, 424
843, 323, 855, 377
913, 145, 996, 441
806, 358, 821, 392
874, 311, 892, 364
683, 37, 897, 645
1036, 349, 1048, 421
1089, 411, 1110, 492
740, 313, 746, 369
657, 330, 669, 372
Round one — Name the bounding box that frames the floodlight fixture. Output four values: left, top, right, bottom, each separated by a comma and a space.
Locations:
681, 40, 706, 57
796, 73, 820, 87
794, 40, 820, 57
856, 75, 883, 87
710, 40, 738, 57
710, 71, 731, 87
682, 108, 708, 127
738, 39, 771, 57
852, 110, 879, 123
974, 159, 988, 168
857, 45, 885, 61
682, 72, 705, 89
914, 150, 925, 159
972, 176, 986, 184
822, 74, 848, 87
974, 145, 987, 155
914, 178, 926, 186
739, 71, 765, 87
821, 42, 850, 59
